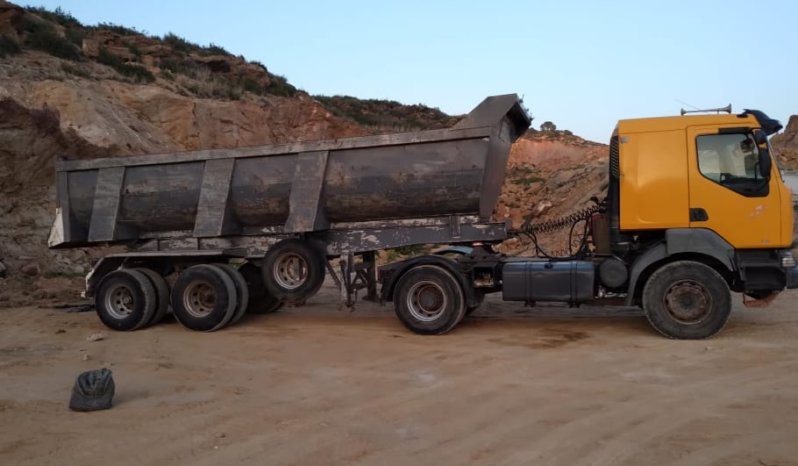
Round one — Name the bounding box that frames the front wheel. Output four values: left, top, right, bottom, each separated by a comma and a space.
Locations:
642, 261, 731, 339
393, 265, 466, 335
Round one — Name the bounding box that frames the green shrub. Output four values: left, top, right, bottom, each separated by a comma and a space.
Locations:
204, 43, 230, 56
265, 74, 297, 97
25, 6, 82, 28
250, 60, 268, 72
509, 166, 544, 185
164, 32, 200, 53
95, 22, 141, 36
160, 57, 202, 78
98, 46, 154, 82
240, 77, 262, 94
125, 41, 142, 61
65, 27, 84, 47
160, 69, 175, 81
0, 35, 21, 58
224, 86, 242, 100
313, 95, 456, 129
185, 82, 203, 96
25, 23, 81, 60
61, 62, 92, 78
236, 75, 298, 98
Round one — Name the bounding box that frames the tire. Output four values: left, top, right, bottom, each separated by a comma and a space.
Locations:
95, 269, 157, 331
134, 268, 170, 326
240, 264, 284, 315
170, 264, 238, 332
262, 239, 326, 304
214, 264, 250, 325
642, 260, 732, 339
393, 265, 466, 335
465, 293, 485, 316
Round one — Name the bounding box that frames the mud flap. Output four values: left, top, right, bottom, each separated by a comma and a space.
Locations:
742, 292, 779, 308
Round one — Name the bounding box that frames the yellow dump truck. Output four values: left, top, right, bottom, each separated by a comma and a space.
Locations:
52, 97, 797, 338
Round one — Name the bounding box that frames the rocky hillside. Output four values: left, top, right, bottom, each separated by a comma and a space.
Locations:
772, 115, 798, 170
0, 1, 605, 307
496, 131, 607, 256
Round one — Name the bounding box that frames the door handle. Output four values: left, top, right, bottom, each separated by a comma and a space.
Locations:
690, 208, 709, 222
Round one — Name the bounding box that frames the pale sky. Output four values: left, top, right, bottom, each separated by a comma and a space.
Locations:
23, 0, 798, 142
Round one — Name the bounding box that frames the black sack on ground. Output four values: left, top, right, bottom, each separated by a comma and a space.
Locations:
69, 368, 115, 412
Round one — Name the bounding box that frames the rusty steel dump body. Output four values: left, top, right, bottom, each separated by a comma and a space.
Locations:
49, 94, 530, 254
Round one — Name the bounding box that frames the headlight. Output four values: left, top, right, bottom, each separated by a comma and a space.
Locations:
782, 251, 797, 268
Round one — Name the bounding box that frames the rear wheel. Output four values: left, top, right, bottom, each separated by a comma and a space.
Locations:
171, 264, 237, 332
214, 264, 250, 325
95, 269, 157, 331
642, 260, 731, 339
262, 239, 326, 304
240, 264, 283, 315
393, 265, 466, 335
134, 268, 170, 326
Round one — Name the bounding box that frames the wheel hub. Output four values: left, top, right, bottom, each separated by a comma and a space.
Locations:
407, 281, 447, 322
273, 253, 308, 290
664, 279, 712, 324
184, 281, 216, 318
105, 284, 135, 319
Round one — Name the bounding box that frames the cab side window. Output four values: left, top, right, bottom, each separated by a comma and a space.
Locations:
696, 133, 768, 197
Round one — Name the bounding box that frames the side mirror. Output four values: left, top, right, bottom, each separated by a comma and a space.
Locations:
758, 149, 772, 179
754, 131, 768, 145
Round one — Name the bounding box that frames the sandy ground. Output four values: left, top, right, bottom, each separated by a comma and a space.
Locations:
1, 282, 798, 466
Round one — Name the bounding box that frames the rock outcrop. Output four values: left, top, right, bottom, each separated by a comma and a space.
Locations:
772, 115, 798, 170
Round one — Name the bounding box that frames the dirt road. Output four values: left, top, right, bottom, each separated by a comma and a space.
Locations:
2, 284, 798, 465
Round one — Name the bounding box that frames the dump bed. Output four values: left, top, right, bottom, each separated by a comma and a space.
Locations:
49, 94, 530, 248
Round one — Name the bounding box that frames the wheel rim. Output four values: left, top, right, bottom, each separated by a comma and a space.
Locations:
406, 280, 447, 322
273, 253, 308, 290
663, 279, 713, 324
183, 280, 216, 318
105, 283, 135, 319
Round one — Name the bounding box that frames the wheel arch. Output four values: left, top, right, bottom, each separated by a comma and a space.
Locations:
381, 255, 476, 306
625, 229, 738, 306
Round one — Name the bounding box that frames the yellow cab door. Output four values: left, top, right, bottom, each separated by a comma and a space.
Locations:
686, 126, 781, 248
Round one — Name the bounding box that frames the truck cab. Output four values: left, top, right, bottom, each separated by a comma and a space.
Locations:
607, 110, 797, 304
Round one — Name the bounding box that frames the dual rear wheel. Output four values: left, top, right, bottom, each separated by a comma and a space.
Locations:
95, 263, 263, 332
94, 240, 328, 332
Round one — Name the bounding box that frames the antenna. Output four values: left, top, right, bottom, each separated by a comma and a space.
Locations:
675, 99, 700, 111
